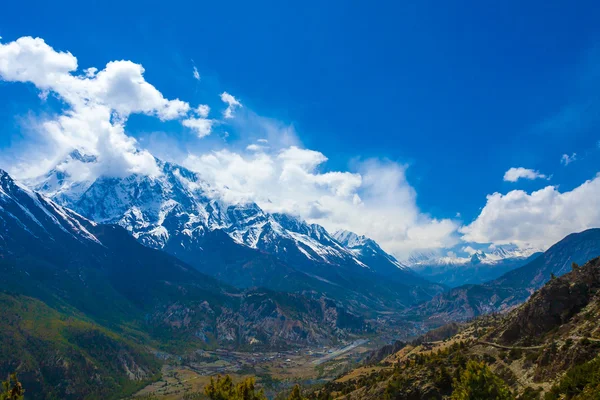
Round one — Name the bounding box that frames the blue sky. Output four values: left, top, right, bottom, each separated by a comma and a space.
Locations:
0, 0, 599, 256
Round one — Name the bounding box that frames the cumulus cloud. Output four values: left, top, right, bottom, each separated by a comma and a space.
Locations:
182, 117, 213, 138
195, 104, 210, 118
183, 147, 459, 256
503, 167, 548, 182
221, 91, 242, 118
560, 153, 577, 165
462, 246, 478, 255
461, 174, 600, 249
0, 36, 196, 179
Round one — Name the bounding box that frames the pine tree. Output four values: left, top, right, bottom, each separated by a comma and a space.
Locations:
204, 375, 266, 400
287, 384, 304, 400
0, 373, 24, 400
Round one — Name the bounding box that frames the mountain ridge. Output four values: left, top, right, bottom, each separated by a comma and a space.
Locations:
27, 151, 444, 310
0, 169, 372, 398
407, 245, 542, 287
308, 256, 600, 399
409, 228, 600, 324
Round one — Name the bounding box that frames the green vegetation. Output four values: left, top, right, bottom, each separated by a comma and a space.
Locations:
286, 385, 305, 400
451, 361, 513, 400
0, 373, 24, 400
545, 356, 600, 399
0, 292, 160, 399
199, 375, 312, 400
204, 375, 266, 400
311, 341, 520, 400
383, 342, 469, 399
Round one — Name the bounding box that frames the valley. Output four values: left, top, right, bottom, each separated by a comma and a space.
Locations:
2, 165, 600, 399
133, 340, 374, 399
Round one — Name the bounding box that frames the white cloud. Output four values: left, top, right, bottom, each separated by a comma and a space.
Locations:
560, 153, 577, 165
0, 36, 193, 179
246, 144, 268, 152
0, 35, 472, 258
192, 66, 200, 81
0, 36, 78, 88
85, 67, 98, 77
220, 91, 242, 119
462, 245, 478, 255
182, 117, 213, 138
461, 174, 600, 249
183, 147, 459, 257
195, 104, 210, 118
503, 167, 548, 182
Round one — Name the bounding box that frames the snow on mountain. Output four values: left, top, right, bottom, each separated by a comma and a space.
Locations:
333, 230, 369, 249
29, 152, 385, 275
25, 150, 97, 206
0, 169, 100, 247
330, 229, 424, 285
407, 245, 541, 268
406, 244, 543, 287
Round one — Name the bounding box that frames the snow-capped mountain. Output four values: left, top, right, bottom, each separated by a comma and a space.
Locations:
0, 169, 100, 250
28, 151, 442, 308
330, 230, 426, 284
1, 168, 371, 357
30, 152, 364, 268
408, 246, 540, 266
407, 245, 542, 287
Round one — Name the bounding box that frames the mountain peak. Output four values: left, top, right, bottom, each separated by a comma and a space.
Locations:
67, 149, 98, 163
332, 229, 369, 248
0, 168, 13, 183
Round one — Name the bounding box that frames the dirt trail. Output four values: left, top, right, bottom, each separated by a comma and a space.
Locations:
476, 340, 544, 350
569, 336, 600, 342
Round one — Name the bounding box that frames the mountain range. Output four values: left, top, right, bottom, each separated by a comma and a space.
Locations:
28, 150, 443, 312
410, 228, 600, 325
4, 150, 600, 399
407, 245, 542, 287
0, 169, 369, 398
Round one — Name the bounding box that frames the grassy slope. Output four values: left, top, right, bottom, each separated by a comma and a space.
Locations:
0, 291, 161, 400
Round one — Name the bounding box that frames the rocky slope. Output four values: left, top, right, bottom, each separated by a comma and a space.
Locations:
311, 256, 600, 399
409, 229, 600, 324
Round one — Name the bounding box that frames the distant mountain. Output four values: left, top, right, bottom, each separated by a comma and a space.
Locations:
28, 152, 444, 310
409, 228, 600, 324
332, 230, 420, 281
314, 256, 600, 399
0, 169, 369, 398
408, 245, 542, 287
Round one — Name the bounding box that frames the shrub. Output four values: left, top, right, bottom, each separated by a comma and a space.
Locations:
0, 373, 24, 400
451, 361, 514, 400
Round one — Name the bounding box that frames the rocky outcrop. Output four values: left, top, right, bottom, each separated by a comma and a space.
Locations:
500, 257, 600, 344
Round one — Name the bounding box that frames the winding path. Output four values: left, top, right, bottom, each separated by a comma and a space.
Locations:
476, 340, 544, 350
